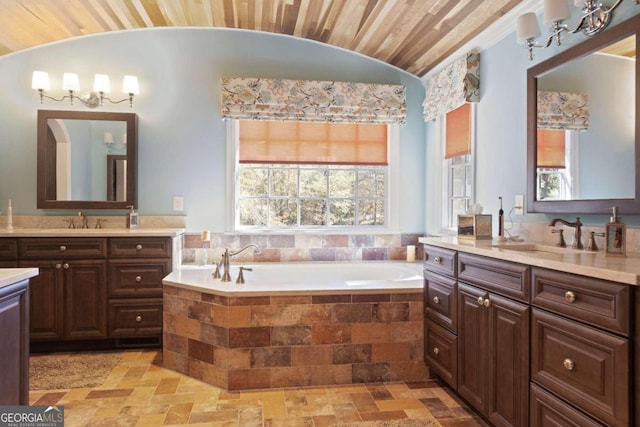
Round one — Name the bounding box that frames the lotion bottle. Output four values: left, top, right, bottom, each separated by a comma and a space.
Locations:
605, 206, 626, 257
126, 205, 138, 229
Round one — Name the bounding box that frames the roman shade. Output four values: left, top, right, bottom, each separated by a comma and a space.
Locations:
537, 91, 589, 131
423, 52, 480, 122
221, 77, 406, 125
537, 128, 566, 168
445, 103, 472, 159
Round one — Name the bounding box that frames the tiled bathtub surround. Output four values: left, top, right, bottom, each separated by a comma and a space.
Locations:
182, 232, 425, 264
163, 285, 427, 390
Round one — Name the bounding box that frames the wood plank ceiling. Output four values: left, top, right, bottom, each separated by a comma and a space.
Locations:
0, 0, 522, 77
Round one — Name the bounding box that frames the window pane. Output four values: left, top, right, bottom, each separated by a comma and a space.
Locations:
269, 199, 298, 226
329, 170, 355, 197
358, 199, 384, 225
300, 199, 326, 225
451, 166, 465, 198
358, 169, 385, 198
329, 199, 355, 225
451, 199, 467, 220
239, 168, 267, 196
300, 169, 327, 197
270, 168, 298, 197
239, 199, 268, 226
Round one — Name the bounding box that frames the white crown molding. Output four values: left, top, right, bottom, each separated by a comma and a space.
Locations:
421, 0, 543, 82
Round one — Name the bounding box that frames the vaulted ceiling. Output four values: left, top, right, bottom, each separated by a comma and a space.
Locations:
0, 0, 523, 77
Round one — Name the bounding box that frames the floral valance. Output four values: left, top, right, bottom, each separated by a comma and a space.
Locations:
422, 52, 480, 122
221, 77, 406, 125
537, 91, 590, 131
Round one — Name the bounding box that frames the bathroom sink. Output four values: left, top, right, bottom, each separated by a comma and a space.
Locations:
490, 243, 595, 255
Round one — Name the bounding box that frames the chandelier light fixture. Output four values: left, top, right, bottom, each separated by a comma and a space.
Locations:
517, 0, 640, 60
31, 71, 139, 108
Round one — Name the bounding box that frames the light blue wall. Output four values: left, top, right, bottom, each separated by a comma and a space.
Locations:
0, 28, 425, 232
425, 3, 640, 233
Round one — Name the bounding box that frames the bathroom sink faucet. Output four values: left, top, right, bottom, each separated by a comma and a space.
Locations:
78, 211, 89, 229
548, 217, 583, 249
220, 244, 261, 282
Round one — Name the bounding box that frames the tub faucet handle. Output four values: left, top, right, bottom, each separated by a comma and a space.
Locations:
236, 266, 252, 284
551, 229, 566, 248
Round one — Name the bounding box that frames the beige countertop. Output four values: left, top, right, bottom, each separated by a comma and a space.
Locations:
0, 268, 39, 289
419, 236, 640, 286
0, 228, 185, 237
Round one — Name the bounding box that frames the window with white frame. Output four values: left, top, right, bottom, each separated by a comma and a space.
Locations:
442, 103, 474, 230
230, 120, 397, 230
536, 128, 577, 200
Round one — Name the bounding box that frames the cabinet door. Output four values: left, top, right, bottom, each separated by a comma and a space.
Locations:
0, 280, 29, 405
20, 260, 64, 341
64, 259, 108, 340
487, 293, 530, 427
457, 282, 489, 414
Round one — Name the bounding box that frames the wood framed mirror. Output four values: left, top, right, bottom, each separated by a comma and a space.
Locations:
37, 109, 138, 209
527, 13, 639, 214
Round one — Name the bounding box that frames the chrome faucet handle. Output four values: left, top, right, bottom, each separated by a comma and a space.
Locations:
236, 266, 252, 284
65, 218, 75, 229
586, 231, 605, 251
94, 218, 106, 229
212, 262, 221, 279
551, 229, 566, 247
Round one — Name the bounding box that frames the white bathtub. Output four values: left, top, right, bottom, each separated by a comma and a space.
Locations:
163, 261, 424, 296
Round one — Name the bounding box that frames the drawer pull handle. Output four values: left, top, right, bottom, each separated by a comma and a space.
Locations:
433, 347, 439, 355
433, 256, 442, 265
135, 276, 142, 282
59, 245, 67, 251
56, 263, 62, 270
563, 358, 575, 371
135, 315, 142, 322
63, 263, 70, 270
433, 296, 440, 304
477, 296, 484, 305
136, 244, 143, 251
565, 291, 576, 303
483, 298, 491, 308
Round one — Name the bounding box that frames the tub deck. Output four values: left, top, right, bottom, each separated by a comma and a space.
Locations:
162, 261, 428, 390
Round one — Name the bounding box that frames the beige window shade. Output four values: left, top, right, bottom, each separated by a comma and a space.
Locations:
445, 103, 471, 159
239, 120, 388, 165
537, 128, 566, 168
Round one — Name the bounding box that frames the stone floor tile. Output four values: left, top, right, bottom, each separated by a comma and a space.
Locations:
163, 402, 193, 425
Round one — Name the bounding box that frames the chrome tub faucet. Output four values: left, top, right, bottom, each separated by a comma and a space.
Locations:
219, 244, 261, 282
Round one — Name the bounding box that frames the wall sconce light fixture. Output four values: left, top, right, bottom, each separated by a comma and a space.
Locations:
517, 0, 639, 60
31, 71, 139, 108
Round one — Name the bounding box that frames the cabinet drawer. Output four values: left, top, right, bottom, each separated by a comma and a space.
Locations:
531, 309, 629, 427
109, 237, 172, 258
530, 383, 603, 427
424, 320, 457, 389
0, 239, 18, 260
108, 299, 163, 337
108, 259, 170, 297
424, 270, 457, 332
531, 268, 630, 336
19, 238, 107, 259
423, 245, 457, 277
458, 253, 530, 302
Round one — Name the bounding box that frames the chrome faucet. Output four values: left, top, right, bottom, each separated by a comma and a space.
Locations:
548, 217, 583, 249
220, 244, 261, 282
78, 211, 89, 229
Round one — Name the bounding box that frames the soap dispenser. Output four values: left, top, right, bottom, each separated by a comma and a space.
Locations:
126, 205, 138, 229
605, 207, 625, 257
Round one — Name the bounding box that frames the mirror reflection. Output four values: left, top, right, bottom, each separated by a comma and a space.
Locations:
37, 110, 137, 210
535, 35, 636, 201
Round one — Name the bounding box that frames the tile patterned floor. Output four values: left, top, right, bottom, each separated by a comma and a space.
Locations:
28, 350, 485, 426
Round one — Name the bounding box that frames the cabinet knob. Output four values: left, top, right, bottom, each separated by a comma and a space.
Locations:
432, 296, 440, 304
483, 298, 491, 308
59, 245, 67, 251
135, 315, 142, 322
63, 263, 69, 269
563, 358, 575, 371
55, 263, 62, 270
433, 256, 442, 265
136, 244, 143, 251
564, 291, 576, 303
477, 296, 484, 306
433, 347, 439, 355
135, 276, 142, 282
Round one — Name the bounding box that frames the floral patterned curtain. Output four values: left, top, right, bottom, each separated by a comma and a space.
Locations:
537, 91, 590, 131
221, 77, 406, 125
422, 53, 480, 122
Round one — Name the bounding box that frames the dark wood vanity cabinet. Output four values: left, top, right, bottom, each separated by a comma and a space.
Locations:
0, 279, 29, 405
1, 235, 174, 350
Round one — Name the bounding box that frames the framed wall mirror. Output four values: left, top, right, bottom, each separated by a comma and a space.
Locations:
527, 13, 639, 214
37, 109, 138, 209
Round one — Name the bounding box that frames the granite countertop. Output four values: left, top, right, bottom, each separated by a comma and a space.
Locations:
419, 236, 640, 285
0, 268, 39, 289
0, 228, 185, 237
